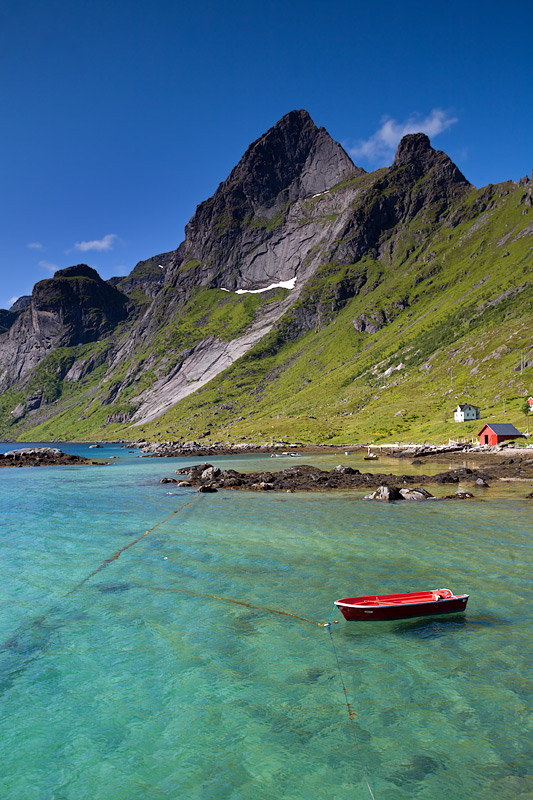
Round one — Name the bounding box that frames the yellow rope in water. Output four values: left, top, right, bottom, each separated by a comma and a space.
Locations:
65, 498, 197, 596
65, 492, 328, 627
140, 583, 326, 627
325, 620, 377, 800
2, 494, 376, 797
1, 498, 198, 649
2, 495, 329, 648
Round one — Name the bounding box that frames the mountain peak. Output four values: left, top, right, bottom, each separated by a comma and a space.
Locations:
392, 132, 469, 186
174, 111, 361, 288
224, 109, 358, 208
270, 108, 313, 129
53, 264, 102, 281
393, 133, 432, 167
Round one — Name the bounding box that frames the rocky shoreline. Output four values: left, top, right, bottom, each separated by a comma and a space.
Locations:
136, 440, 329, 457
0, 448, 104, 468
159, 458, 533, 498
135, 437, 533, 460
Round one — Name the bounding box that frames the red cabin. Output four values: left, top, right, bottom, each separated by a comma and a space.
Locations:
478, 423, 524, 446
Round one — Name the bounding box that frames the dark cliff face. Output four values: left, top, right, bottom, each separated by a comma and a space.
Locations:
0, 310, 20, 335
112, 252, 174, 300
221, 109, 358, 211
393, 132, 467, 179
0, 265, 129, 389
390, 132, 470, 208
160, 119, 470, 305
0, 297, 30, 334
137, 124, 474, 384
330, 132, 472, 266
31, 265, 129, 346
165, 109, 359, 292
9, 295, 31, 312
264, 133, 473, 345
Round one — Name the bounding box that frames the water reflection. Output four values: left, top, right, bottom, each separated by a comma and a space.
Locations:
340, 612, 511, 640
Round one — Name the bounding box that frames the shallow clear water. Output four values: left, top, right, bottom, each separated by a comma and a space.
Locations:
0, 445, 531, 799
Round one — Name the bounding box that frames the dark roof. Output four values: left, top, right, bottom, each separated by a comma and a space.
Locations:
457, 403, 479, 410
478, 423, 524, 436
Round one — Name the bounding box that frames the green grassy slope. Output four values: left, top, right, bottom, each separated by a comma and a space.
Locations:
128, 181, 533, 445
3, 178, 532, 445
0, 286, 289, 441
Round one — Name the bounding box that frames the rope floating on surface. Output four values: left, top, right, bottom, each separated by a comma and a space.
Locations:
65, 498, 197, 597
1, 495, 378, 796
140, 582, 329, 627
1, 497, 198, 649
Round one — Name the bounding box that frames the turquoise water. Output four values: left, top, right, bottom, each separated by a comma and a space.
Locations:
0, 445, 531, 799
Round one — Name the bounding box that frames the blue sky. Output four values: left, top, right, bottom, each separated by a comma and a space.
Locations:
1, 0, 531, 308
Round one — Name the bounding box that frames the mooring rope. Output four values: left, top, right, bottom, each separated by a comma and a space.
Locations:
325, 616, 377, 800
1, 497, 198, 649
139, 583, 326, 627
1, 494, 327, 646
1, 495, 378, 795
64, 498, 197, 597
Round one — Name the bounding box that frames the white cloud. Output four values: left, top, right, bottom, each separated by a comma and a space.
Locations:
7, 296, 19, 307
73, 234, 117, 252
27, 242, 43, 250
39, 260, 59, 274
348, 109, 458, 165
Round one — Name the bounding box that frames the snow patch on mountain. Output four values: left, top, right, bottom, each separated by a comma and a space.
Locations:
221, 277, 297, 294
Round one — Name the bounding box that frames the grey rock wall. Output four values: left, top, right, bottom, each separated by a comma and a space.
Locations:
0, 265, 128, 390
0, 110, 477, 429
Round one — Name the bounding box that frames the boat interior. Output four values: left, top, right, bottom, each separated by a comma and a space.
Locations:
338, 590, 455, 606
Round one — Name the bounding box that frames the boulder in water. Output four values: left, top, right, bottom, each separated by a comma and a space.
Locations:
364, 485, 403, 502
399, 487, 434, 501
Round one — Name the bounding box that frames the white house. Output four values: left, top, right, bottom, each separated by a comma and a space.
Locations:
454, 403, 481, 423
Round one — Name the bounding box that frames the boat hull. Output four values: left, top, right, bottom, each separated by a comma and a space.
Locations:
335, 591, 469, 621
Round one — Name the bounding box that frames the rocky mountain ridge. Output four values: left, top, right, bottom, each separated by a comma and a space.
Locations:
1, 110, 531, 443
0, 265, 129, 391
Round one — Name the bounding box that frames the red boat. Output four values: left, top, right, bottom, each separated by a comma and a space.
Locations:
334, 588, 469, 621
